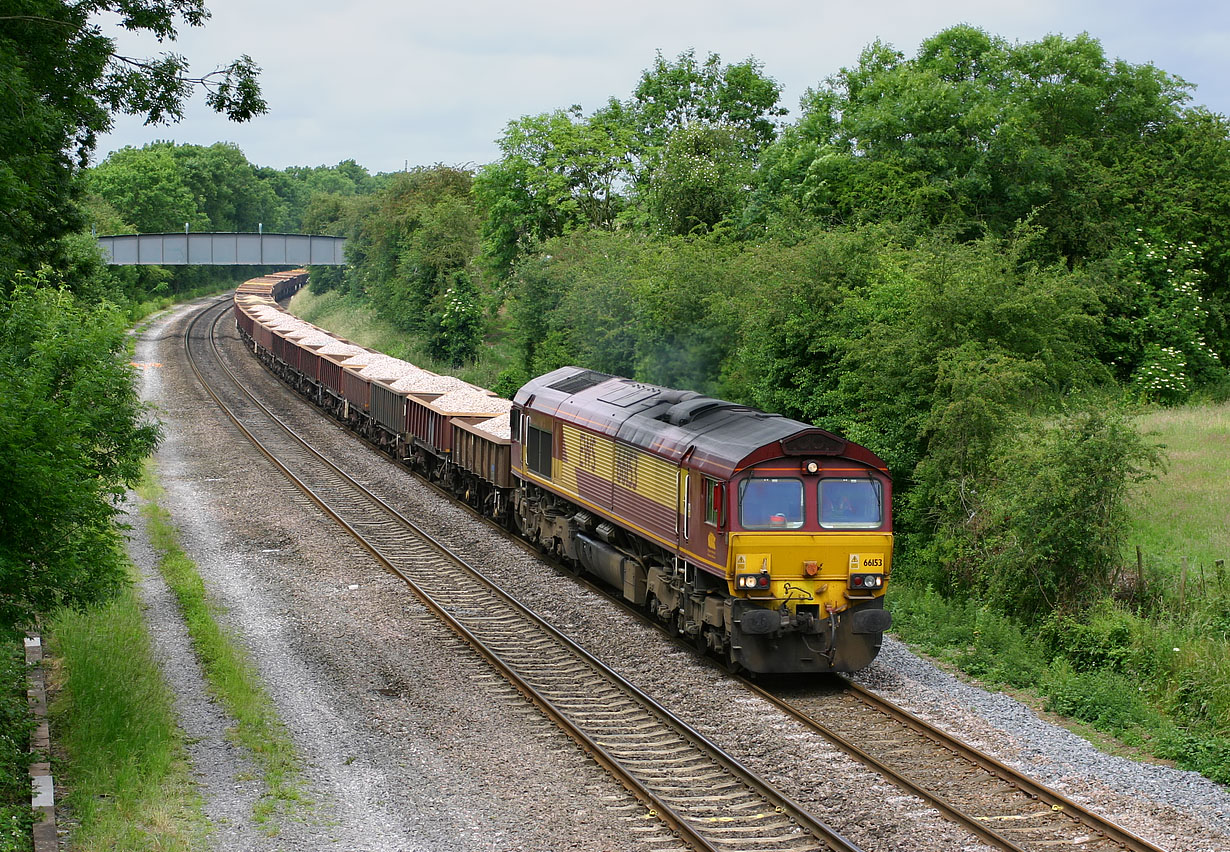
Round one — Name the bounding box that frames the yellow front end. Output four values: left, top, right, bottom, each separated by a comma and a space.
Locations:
727, 532, 893, 615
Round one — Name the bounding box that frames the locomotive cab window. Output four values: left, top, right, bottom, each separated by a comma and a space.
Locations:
739, 478, 804, 530
819, 478, 882, 529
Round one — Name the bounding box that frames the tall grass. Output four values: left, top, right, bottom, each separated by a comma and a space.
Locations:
48, 576, 206, 850
137, 464, 301, 825
288, 287, 519, 390
1126, 400, 1230, 592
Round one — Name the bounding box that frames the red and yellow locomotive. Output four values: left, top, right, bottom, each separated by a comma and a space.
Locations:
511, 367, 893, 674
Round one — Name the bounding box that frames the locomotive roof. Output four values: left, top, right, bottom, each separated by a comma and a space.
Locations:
515, 367, 888, 479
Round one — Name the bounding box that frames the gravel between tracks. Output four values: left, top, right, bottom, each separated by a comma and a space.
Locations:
122, 296, 1230, 852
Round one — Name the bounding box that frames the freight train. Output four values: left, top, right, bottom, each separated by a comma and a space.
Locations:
233, 270, 893, 674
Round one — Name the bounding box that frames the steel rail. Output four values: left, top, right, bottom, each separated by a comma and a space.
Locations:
835, 678, 1168, 852
183, 296, 864, 852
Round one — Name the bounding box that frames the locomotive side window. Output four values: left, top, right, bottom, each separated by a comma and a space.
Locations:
703, 477, 722, 526
739, 478, 804, 529
526, 424, 553, 477
683, 473, 691, 539
819, 478, 882, 529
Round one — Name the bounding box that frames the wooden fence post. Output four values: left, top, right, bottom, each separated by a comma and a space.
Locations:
1179, 556, 1188, 612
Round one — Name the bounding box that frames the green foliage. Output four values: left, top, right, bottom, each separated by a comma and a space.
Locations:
0, 281, 160, 631
886, 585, 1048, 688
943, 407, 1160, 618
645, 125, 752, 235
630, 49, 786, 158
1039, 600, 1140, 672
475, 102, 632, 277
1157, 730, 1230, 786
0, 645, 35, 851
755, 27, 1218, 274
345, 166, 483, 353
1109, 232, 1226, 402
430, 270, 484, 365
87, 145, 206, 234
1042, 660, 1156, 734
503, 230, 744, 392
475, 48, 786, 276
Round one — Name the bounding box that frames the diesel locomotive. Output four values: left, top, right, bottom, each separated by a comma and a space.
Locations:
233, 271, 893, 674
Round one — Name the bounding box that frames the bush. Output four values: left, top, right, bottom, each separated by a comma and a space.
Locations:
956, 407, 1161, 619
1040, 600, 1140, 673
1156, 728, 1230, 785
1041, 659, 1155, 734
887, 585, 1048, 689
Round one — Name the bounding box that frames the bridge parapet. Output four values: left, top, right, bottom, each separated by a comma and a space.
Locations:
97, 232, 346, 266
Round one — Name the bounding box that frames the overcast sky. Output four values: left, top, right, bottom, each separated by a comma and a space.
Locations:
93, 0, 1230, 175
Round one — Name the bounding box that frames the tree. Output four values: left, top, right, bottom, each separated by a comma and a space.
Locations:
644, 124, 751, 234
86, 144, 204, 233
475, 102, 633, 278
0, 279, 160, 631
630, 49, 786, 159
1, 0, 265, 287
758, 27, 1199, 261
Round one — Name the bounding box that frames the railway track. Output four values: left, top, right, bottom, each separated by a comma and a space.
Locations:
184, 295, 865, 852
761, 679, 1170, 852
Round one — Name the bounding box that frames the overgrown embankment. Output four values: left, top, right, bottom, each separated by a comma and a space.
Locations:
0, 644, 35, 852
49, 572, 206, 851
890, 400, 1230, 784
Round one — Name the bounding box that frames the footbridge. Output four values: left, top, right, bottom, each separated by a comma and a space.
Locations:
97, 232, 347, 266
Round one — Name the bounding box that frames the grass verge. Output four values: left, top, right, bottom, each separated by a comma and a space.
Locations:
887, 583, 1230, 785
136, 462, 302, 826
47, 572, 206, 850
1125, 400, 1230, 601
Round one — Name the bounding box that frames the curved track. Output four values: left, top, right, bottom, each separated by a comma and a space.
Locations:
185, 295, 864, 852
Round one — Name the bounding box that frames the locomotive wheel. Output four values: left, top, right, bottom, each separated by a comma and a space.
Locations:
724, 643, 743, 674
695, 625, 711, 655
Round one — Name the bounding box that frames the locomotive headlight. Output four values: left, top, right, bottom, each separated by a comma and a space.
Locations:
849, 573, 885, 591
737, 573, 772, 592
